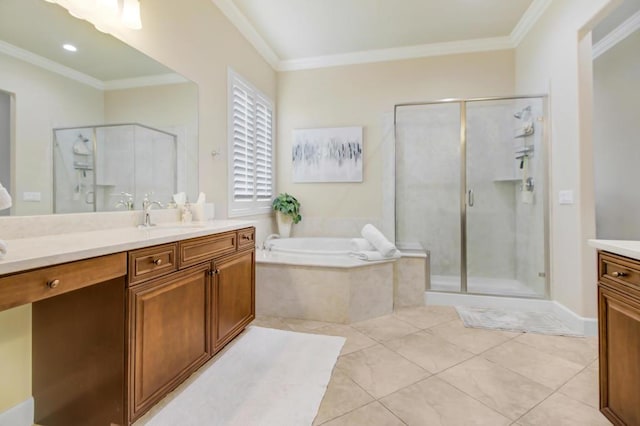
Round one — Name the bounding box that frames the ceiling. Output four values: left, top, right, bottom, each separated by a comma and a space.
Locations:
593, 0, 640, 43
216, 0, 544, 69
0, 0, 174, 83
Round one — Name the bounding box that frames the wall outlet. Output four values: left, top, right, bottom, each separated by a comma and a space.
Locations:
558, 190, 574, 205
23, 192, 41, 202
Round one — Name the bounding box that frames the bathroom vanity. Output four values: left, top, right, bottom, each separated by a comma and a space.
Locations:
0, 222, 256, 425
589, 240, 640, 426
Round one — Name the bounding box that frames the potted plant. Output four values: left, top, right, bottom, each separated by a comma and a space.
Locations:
272, 193, 302, 238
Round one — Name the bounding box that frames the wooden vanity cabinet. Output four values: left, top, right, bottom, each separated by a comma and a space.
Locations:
127, 263, 210, 423
211, 248, 255, 352
597, 251, 640, 426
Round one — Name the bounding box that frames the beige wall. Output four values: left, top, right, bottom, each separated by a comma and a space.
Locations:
277, 50, 515, 234
515, 0, 617, 317
593, 31, 640, 239
0, 306, 31, 413
0, 52, 105, 216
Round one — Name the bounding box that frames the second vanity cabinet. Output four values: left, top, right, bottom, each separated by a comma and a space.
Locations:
15, 226, 256, 426
597, 251, 640, 426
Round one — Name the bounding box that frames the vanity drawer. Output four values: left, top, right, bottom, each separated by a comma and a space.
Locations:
128, 243, 178, 285
599, 252, 640, 290
0, 253, 127, 311
237, 227, 255, 250
179, 231, 237, 268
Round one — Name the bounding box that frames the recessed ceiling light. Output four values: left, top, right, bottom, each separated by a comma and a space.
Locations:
63, 44, 77, 52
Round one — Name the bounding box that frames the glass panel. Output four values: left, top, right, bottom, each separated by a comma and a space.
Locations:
396, 103, 461, 293
465, 98, 546, 297
53, 127, 96, 214
95, 125, 135, 212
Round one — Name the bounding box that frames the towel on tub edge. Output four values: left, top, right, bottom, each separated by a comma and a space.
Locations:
361, 224, 398, 257
349, 238, 375, 251
349, 250, 401, 261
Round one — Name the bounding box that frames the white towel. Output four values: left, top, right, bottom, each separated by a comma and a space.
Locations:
349, 250, 401, 261
0, 182, 12, 211
349, 238, 375, 252
361, 224, 398, 257
0, 240, 7, 259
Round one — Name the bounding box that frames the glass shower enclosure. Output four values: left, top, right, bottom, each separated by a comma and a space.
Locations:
53, 123, 177, 214
395, 96, 548, 298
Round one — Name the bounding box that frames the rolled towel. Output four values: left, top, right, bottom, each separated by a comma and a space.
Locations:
361, 224, 398, 257
349, 250, 401, 261
0, 239, 7, 259
349, 238, 375, 252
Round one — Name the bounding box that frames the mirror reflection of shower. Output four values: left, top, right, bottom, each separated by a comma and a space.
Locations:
53, 123, 177, 214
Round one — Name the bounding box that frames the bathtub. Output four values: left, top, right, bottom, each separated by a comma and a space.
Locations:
256, 237, 428, 323
265, 237, 352, 256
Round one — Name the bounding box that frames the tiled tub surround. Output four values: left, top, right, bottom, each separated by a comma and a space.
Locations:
256, 247, 427, 323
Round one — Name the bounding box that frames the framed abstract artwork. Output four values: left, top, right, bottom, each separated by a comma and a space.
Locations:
292, 126, 363, 183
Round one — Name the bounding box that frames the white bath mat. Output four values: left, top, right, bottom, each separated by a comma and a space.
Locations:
142, 326, 345, 426
456, 306, 582, 336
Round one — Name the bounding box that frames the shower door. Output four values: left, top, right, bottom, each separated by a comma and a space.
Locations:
395, 96, 548, 299
395, 102, 463, 293
466, 98, 547, 297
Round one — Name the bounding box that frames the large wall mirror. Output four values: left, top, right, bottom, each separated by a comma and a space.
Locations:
0, 0, 199, 216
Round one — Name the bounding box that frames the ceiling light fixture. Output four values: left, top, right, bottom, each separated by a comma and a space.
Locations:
62, 43, 77, 52
43, 0, 142, 31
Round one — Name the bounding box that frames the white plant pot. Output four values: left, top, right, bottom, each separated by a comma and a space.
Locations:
276, 211, 293, 238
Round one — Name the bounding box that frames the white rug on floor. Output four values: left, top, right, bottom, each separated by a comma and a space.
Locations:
456, 306, 582, 336
144, 326, 345, 426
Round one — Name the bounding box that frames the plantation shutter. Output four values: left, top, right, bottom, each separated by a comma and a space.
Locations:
255, 96, 273, 201
228, 69, 274, 216
232, 80, 255, 201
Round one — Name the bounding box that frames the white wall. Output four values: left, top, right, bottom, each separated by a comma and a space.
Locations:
515, 0, 618, 317
593, 30, 640, 239
277, 50, 515, 238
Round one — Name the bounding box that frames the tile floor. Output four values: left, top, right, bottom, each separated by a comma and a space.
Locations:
252, 305, 610, 426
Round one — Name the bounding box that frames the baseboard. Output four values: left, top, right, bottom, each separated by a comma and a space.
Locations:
425, 291, 598, 336
0, 397, 33, 426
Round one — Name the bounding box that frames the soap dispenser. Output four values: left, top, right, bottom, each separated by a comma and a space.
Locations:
181, 200, 193, 223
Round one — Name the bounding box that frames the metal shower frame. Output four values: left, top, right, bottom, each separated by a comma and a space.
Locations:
393, 95, 551, 300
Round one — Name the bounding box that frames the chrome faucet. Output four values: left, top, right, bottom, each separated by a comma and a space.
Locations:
115, 192, 134, 210
140, 193, 163, 227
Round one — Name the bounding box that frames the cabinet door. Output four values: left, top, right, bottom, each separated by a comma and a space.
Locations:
598, 285, 640, 426
212, 249, 255, 352
128, 264, 210, 422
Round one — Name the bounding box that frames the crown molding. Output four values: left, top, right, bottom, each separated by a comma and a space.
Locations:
0, 40, 104, 89
593, 9, 640, 59
510, 0, 553, 46
277, 37, 514, 71
210, 0, 280, 69
104, 73, 189, 90
216, 0, 551, 71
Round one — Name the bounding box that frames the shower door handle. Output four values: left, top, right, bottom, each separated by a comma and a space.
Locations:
468, 189, 474, 207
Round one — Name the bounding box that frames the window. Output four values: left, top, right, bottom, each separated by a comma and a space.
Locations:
227, 69, 274, 217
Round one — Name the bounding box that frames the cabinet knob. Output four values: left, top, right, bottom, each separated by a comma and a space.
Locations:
153, 258, 162, 266
47, 279, 60, 289
611, 271, 627, 277
214, 269, 220, 275
242, 235, 252, 240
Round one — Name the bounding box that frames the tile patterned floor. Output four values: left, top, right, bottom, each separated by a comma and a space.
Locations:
252, 306, 611, 426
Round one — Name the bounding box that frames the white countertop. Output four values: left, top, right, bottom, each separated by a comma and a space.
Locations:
588, 239, 640, 261
0, 220, 255, 275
